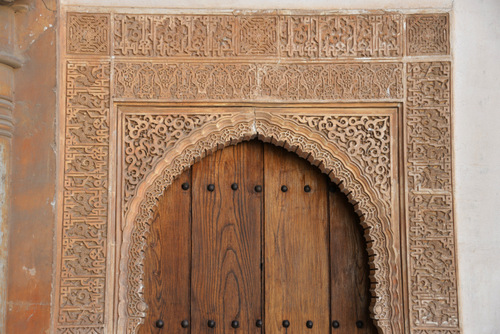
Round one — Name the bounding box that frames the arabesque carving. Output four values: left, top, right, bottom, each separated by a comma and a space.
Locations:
285, 115, 391, 200
123, 113, 228, 211
57, 9, 458, 334
119, 111, 401, 333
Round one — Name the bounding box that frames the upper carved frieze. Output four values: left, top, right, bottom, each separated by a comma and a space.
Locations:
66, 12, 452, 59
111, 14, 402, 58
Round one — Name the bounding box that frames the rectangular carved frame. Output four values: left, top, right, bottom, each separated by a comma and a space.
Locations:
55, 6, 458, 334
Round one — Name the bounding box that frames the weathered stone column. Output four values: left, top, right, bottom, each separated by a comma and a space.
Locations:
0, 2, 22, 332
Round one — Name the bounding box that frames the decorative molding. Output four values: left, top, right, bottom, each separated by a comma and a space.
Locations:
114, 61, 403, 101
406, 62, 458, 329
407, 14, 450, 56
57, 10, 458, 334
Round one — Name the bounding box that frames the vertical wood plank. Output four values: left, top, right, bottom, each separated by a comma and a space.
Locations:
139, 170, 192, 334
264, 145, 330, 333
329, 190, 376, 334
191, 141, 263, 333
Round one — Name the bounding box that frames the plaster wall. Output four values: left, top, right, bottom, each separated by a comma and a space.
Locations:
56, 0, 500, 332
453, 0, 500, 333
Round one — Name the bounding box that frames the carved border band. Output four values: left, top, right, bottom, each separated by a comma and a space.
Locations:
113, 62, 404, 101
58, 61, 110, 334
406, 62, 458, 329
57, 9, 458, 334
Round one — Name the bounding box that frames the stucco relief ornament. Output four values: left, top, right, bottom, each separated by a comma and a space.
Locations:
57, 11, 458, 334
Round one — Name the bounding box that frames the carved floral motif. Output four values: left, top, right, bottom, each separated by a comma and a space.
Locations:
114, 62, 258, 100
285, 115, 391, 200
123, 113, 227, 211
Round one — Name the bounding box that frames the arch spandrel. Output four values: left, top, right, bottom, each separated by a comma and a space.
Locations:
118, 110, 402, 334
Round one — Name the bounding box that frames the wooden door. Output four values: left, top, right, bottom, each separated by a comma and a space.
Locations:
139, 140, 376, 333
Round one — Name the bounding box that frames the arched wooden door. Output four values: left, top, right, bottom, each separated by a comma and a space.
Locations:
139, 140, 376, 334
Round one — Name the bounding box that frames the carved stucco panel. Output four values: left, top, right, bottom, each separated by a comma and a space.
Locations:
123, 113, 229, 212
56, 10, 458, 334
113, 61, 403, 101
284, 114, 391, 201
112, 13, 403, 58
58, 61, 110, 334
406, 62, 458, 329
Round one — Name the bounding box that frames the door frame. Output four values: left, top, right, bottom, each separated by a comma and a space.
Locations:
117, 105, 402, 333
55, 8, 459, 334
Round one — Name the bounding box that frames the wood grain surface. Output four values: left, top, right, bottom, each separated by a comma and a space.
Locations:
329, 189, 376, 334
264, 145, 330, 333
138, 170, 192, 334
191, 141, 263, 333
141, 141, 374, 333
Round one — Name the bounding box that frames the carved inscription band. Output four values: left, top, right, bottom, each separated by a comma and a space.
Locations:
57, 10, 457, 334
114, 62, 403, 101
59, 62, 110, 333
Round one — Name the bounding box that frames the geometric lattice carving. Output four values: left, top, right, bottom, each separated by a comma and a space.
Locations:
67, 13, 110, 55
406, 62, 458, 329
59, 10, 459, 334
239, 16, 278, 55
407, 14, 450, 56
114, 62, 403, 101
57, 61, 110, 334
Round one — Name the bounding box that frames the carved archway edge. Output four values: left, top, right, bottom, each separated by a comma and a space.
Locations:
118, 110, 401, 334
